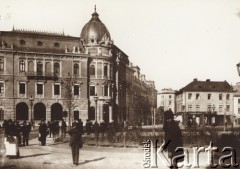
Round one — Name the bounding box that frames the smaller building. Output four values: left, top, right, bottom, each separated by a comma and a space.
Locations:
233, 83, 240, 126
157, 88, 176, 112
176, 79, 235, 127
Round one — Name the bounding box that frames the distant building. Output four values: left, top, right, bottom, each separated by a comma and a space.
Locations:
233, 83, 240, 125
157, 88, 176, 112
0, 8, 157, 125
176, 78, 235, 127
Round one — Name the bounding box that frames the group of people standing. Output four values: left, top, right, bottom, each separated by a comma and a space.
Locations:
3, 119, 32, 146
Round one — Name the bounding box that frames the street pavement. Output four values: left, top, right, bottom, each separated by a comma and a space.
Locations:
0, 135, 230, 169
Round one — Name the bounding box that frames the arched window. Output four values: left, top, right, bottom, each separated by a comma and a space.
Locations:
28, 61, 34, 72
73, 63, 79, 75
54, 62, 60, 75
104, 65, 108, 76
89, 65, 95, 76
45, 62, 51, 74
37, 61, 43, 75
0, 59, 4, 71
19, 60, 25, 72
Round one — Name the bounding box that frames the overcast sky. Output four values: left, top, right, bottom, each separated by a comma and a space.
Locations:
1, 0, 240, 91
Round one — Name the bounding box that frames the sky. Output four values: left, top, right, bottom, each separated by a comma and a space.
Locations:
1, 0, 240, 91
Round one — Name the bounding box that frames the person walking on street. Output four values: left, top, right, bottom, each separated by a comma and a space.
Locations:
163, 109, 184, 169
39, 119, 48, 146
68, 120, 83, 165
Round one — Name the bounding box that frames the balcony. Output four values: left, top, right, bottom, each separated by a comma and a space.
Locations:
26, 71, 58, 80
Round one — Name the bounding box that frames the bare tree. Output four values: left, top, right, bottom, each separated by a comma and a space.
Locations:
62, 73, 76, 129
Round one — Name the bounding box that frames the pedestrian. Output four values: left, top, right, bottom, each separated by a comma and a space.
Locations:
163, 110, 184, 169
93, 121, 99, 146
68, 120, 83, 165
4, 119, 20, 158
22, 121, 31, 146
39, 119, 48, 146
85, 119, 91, 135
15, 121, 22, 146
61, 119, 67, 141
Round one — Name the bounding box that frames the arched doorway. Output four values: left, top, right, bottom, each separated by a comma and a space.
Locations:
16, 102, 28, 120
51, 103, 63, 121
89, 106, 95, 120
34, 103, 46, 120
103, 104, 109, 123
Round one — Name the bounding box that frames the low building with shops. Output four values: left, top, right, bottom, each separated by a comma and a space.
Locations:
176, 78, 235, 127
0, 8, 157, 126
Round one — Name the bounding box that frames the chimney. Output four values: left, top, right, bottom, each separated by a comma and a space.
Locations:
193, 78, 198, 81
206, 79, 210, 82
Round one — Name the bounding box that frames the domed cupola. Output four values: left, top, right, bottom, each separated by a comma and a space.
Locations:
81, 6, 111, 46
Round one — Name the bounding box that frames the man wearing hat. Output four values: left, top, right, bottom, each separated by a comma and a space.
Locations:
22, 121, 31, 146
163, 109, 184, 169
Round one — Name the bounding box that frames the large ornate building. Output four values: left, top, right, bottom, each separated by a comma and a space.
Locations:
0, 8, 157, 126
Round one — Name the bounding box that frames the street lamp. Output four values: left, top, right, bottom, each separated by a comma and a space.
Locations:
29, 95, 34, 128
94, 95, 99, 122
236, 63, 240, 76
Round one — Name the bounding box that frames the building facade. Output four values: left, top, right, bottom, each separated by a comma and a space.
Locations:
176, 79, 235, 127
0, 9, 157, 126
157, 88, 176, 113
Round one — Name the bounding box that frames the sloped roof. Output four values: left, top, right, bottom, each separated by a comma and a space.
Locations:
177, 79, 234, 94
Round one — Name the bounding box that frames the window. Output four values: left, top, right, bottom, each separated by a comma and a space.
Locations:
161, 95, 164, 99
188, 93, 192, 100
219, 105, 223, 112
226, 94, 230, 100
226, 105, 230, 112
54, 42, 59, 47
169, 101, 172, 105
37, 61, 43, 75
54, 62, 60, 75
104, 85, 108, 96
37, 83, 43, 95
45, 62, 51, 74
74, 85, 80, 96
37, 41, 43, 46
54, 83, 60, 95
0, 108, 4, 120
196, 105, 200, 112
169, 95, 172, 99
90, 86, 95, 96
238, 108, 240, 114
208, 94, 211, 100
28, 61, 34, 72
161, 101, 164, 106
196, 93, 200, 100
207, 105, 212, 112
238, 99, 240, 104
19, 82, 25, 94
19, 60, 25, 72
90, 65, 95, 76
219, 94, 222, 100
0, 59, 4, 71
20, 40, 25, 45
73, 63, 79, 75
104, 65, 108, 76
0, 82, 4, 94
188, 105, 192, 112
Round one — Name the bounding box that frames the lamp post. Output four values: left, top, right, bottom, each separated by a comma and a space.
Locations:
29, 95, 34, 128
94, 95, 99, 122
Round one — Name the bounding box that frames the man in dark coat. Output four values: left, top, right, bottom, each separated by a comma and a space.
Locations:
163, 110, 184, 169
39, 119, 48, 146
68, 120, 83, 165
22, 121, 31, 146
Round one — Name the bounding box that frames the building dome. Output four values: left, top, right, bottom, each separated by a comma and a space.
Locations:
81, 8, 111, 45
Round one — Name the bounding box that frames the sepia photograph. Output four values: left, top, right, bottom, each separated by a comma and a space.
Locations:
0, 0, 240, 168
